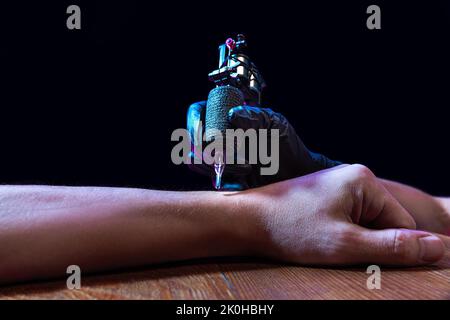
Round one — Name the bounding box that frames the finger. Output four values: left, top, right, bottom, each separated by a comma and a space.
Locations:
370, 188, 417, 230
228, 106, 272, 130
187, 102, 207, 169
431, 232, 450, 249
338, 226, 445, 266
351, 169, 417, 230
187, 101, 206, 132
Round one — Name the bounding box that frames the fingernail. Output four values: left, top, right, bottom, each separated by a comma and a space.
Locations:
419, 235, 444, 262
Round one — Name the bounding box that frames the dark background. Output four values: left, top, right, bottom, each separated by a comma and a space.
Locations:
1, 0, 449, 194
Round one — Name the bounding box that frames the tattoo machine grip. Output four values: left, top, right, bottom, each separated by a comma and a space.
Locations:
205, 86, 245, 142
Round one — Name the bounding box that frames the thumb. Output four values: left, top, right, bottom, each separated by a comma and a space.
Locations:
340, 226, 445, 266
187, 101, 206, 133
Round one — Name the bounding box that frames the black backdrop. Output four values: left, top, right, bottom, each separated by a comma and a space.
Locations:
1, 0, 450, 194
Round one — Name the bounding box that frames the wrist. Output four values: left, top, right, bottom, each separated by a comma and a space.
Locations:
206, 190, 267, 258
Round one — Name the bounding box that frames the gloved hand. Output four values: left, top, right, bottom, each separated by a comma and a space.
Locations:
187, 101, 342, 190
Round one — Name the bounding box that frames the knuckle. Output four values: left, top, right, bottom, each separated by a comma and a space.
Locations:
345, 164, 375, 184
350, 163, 374, 177
187, 101, 205, 115
319, 227, 357, 264
339, 164, 377, 203
228, 106, 244, 118
335, 228, 357, 250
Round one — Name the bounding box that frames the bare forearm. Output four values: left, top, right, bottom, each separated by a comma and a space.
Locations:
0, 186, 255, 284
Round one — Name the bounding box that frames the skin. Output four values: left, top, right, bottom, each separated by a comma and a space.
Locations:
381, 179, 450, 236
0, 164, 449, 285
247, 165, 449, 265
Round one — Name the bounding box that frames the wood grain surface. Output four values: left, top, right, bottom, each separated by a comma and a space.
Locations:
1, 251, 449, 300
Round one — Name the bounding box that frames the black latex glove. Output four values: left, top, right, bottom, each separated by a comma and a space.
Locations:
187, 101, 342, 190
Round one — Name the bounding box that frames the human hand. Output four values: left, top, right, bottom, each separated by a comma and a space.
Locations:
243, 164, 446, 266
187, 101, 341, 190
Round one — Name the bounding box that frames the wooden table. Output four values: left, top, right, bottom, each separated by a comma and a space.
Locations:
1, 251, 449, 300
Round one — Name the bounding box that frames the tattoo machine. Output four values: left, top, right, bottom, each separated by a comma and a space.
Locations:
205, 34, 266, 190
